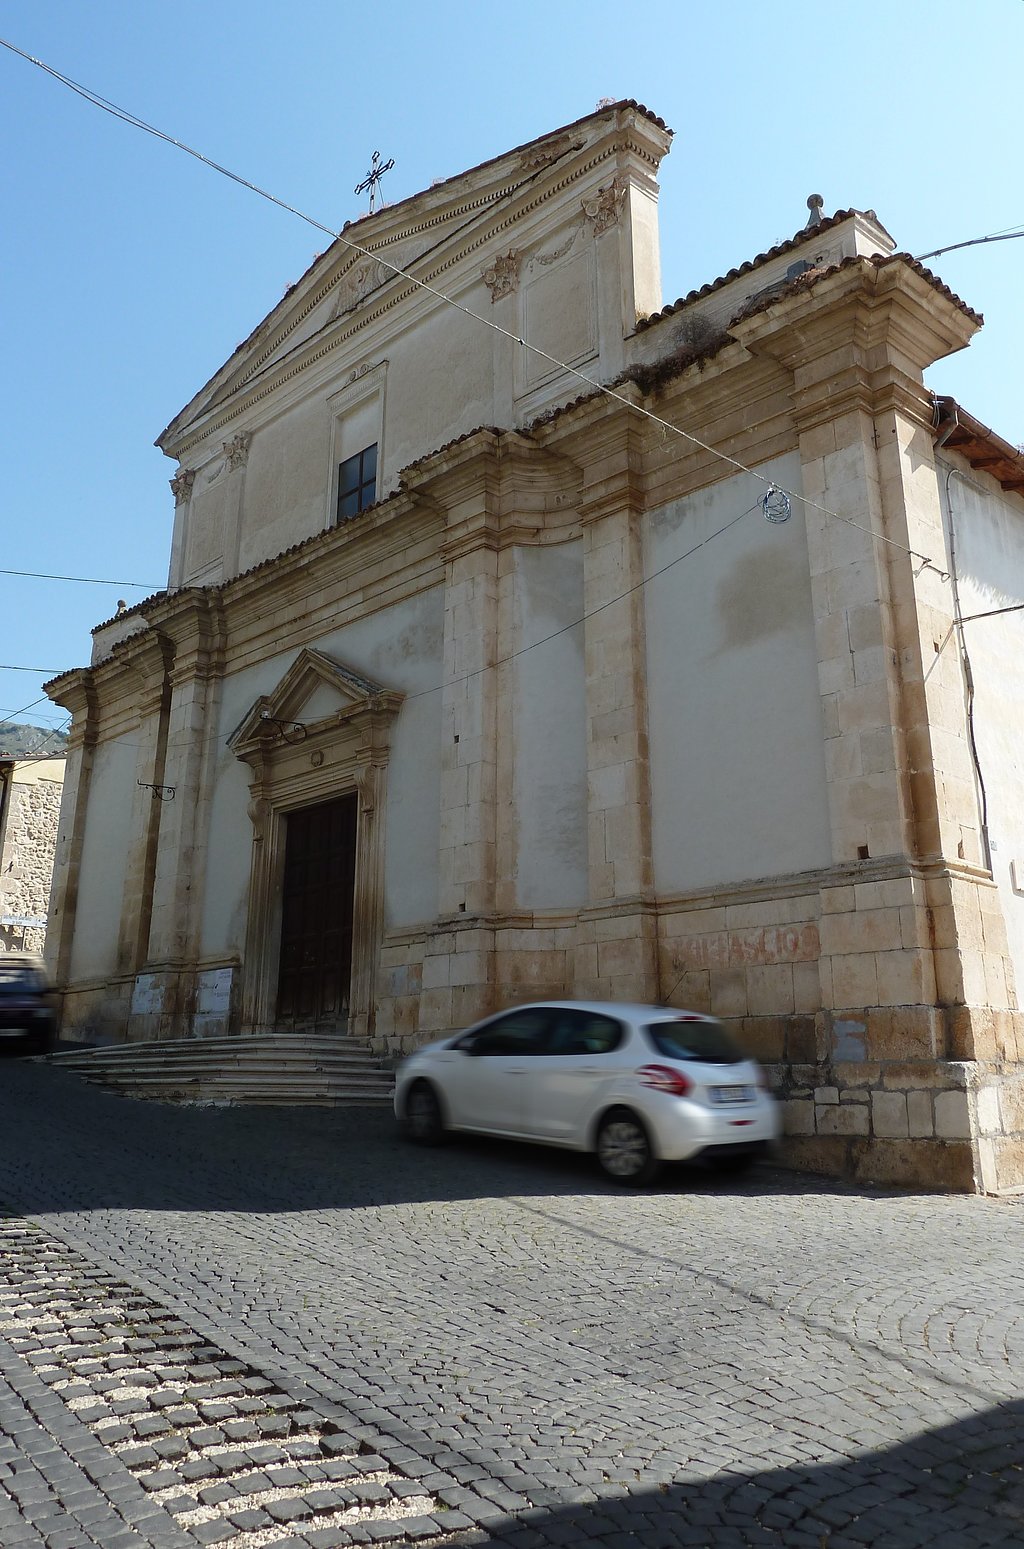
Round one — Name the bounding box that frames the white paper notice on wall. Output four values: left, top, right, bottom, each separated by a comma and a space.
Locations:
131, 973, 164, 1015
1011, 860, 1024, 895
196, 967, 233, 1016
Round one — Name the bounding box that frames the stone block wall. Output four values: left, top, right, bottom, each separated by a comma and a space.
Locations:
0, 760, 65, 957
368, 855, 1024, 1193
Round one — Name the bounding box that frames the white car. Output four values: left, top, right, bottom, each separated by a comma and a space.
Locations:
394, 1000, 779, 1184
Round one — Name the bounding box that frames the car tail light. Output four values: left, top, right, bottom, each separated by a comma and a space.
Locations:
636, 1063, 693, 1097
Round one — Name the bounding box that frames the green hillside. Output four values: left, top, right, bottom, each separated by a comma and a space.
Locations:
0, 721, 69, 758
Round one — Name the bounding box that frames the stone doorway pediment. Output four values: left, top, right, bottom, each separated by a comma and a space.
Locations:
228, 647, 404, 764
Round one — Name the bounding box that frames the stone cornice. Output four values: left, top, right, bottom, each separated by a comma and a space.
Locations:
44, 669, 98, 745
150, 592, 227, 686
112, 630, 174, 712
551, 387, 648, 522
729, 257, 980, 385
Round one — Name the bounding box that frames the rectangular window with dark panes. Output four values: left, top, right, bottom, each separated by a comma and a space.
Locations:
336, 443, 378, 522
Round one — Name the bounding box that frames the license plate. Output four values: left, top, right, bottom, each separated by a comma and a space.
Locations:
712, 1085, 754, 1104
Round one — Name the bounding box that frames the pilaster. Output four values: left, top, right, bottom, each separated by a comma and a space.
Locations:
433, 442, 502, 944
572, 403, 657, 999
733, 257, 1021, 1092
144, 594, 225, 968
112, 630, 174, 985
42, 670, 99, 989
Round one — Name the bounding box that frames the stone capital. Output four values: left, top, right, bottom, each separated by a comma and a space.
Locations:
170, 467, 196, 504
581, 175, 627, 236
222, 432, 251, 470
481, 250, 521, 303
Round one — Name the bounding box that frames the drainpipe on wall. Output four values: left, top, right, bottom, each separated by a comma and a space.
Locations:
932, 395, 993, 874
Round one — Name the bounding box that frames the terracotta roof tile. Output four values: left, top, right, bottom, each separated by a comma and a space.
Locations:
635, 208, 892, 331
726, 250, 981, 328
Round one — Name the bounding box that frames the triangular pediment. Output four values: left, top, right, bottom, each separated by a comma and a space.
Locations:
157, 102, 672, 453
228, 648, 403, 757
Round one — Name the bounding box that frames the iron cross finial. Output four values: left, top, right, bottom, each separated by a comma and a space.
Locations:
354, 150, 395, 215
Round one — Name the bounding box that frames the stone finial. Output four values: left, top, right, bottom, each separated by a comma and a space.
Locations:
170, 467, 196, 504
806, 194, 825, 229
481, 251, 521, 303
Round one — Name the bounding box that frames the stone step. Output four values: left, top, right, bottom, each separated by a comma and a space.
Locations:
105, 1086, 392, 1108
48, 1034, 368, 1061
87, 1065, 393, 1086
45, 1032, 396, 1107
52, 1051, 385, 1073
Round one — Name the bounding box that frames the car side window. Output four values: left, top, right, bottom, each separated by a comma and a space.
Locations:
547, 1009, 623, 1056
460, 1009, 552, 1056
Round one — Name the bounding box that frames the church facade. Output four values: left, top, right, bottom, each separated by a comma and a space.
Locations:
46, 102, 1024, 1191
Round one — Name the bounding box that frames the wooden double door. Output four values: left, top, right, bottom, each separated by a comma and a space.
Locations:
276, 794, 357, 1030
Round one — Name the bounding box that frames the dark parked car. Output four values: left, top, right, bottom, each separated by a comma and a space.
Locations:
0, 956, 57, 1055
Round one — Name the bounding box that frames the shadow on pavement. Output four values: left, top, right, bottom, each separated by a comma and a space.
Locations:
445, 1400, 1024, 1548
0, 1057, 894, 1217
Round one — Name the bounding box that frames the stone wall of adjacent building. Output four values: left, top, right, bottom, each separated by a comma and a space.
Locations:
0, 759, 65, 956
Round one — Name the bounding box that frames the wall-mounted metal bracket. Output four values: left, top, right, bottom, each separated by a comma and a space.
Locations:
138, 780, 176, 801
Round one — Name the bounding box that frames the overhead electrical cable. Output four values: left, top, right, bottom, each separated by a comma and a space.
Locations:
915, 227, 1024, 262
0, 664, 66, 675
0, 567, 160, 588
0, 695, 57, 724
405, 500, 763, 704
55, 496, 766, 756
1, 35, 948, 576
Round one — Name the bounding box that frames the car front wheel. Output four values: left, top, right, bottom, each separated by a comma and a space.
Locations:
596, 1109, 661, 1186
404, 1080, 446, 1146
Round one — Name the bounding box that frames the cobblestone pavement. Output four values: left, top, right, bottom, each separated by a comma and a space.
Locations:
0, 1061, 1023, 1548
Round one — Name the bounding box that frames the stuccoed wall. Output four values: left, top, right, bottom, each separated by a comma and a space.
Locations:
940, 457, 1024, 990
511, 541, 588, 910
0, 760, 65, 956
644, 456, 832, 892
67, 739, 136, 983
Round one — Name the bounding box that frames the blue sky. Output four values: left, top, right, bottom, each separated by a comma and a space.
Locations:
2, 0, 1021, 729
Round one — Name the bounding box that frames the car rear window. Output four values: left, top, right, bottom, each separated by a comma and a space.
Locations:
644, 1017, 745, 1064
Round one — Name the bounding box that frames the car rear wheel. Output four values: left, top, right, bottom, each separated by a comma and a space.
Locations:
405, 1081, 446, 1146
596, 1109, 661, 1186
